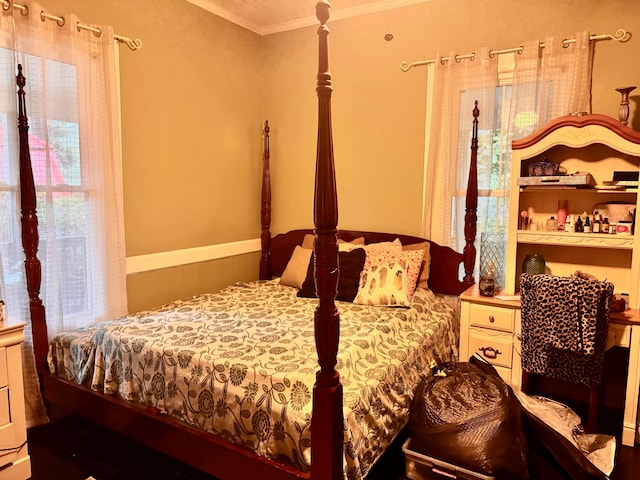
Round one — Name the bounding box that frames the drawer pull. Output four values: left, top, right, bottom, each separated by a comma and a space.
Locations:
488, 315, 495, 323
478, 346, 502, 359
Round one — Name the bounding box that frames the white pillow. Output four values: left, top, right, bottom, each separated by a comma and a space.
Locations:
280, 246, 312, 289
364, 238, 402, 252
338, 241, 364, 252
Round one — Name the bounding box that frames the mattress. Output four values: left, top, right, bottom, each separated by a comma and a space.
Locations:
48, 280, 459, 480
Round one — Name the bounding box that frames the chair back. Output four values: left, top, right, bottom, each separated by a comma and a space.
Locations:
520, 273, 614, 387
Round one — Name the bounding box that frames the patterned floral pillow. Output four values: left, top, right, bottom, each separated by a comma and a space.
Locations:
362, 249, 424, 298
354, 259, 410, 307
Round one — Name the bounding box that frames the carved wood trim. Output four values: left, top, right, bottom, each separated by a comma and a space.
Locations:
512, 113, 640, 150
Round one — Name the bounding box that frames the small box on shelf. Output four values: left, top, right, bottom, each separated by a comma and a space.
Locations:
517, 172, 594, 187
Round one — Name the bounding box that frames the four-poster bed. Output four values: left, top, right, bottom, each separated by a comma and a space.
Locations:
17, 2, 479, 480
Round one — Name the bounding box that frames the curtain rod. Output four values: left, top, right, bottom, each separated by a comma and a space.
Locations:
401, 29, 629, 72
3, 1, 142, 51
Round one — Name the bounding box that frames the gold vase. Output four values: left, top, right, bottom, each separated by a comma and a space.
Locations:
615, 86, 636, 125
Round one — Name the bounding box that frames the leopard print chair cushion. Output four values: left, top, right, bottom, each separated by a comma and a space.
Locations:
520, 273, 614, 388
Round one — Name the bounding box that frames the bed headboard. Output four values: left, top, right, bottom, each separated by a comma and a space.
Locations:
268, 229, 470, 296
260, 100, 479, 298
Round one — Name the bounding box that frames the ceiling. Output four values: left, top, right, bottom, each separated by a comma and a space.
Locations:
186, 0, 429, 35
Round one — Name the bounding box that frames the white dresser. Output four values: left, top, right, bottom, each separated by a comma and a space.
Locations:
459, 285, 522, 387
0, 322, 30, 479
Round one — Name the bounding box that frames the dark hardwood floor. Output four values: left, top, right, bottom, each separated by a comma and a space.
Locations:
27, 411, 640, 480
26, 349, 640, 480
27, 414, 216, 480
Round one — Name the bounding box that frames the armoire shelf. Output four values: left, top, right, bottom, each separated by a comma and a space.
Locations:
519, 186, 638, 193
505, 113, 640, 308
517, 230, 634, 249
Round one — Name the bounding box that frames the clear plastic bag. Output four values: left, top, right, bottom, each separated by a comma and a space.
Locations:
514, 390, 615, 480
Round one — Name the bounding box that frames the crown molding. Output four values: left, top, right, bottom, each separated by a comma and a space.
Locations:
187, 0, 431, 36
186, 0, 263, 33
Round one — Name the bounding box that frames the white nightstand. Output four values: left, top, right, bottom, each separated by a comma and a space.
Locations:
0, 322, 30, 479
459, 285, 522, 387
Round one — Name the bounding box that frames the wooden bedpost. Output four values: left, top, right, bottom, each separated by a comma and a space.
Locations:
260, 120, 272, 280
462, 101, 479, 287
16, 64, 48, 370
311, 2, 343, 480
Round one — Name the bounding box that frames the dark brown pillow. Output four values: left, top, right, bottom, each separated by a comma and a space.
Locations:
297, 248, 366, 302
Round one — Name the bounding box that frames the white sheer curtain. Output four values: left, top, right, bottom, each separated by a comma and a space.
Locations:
422, 33, 593, 262
0, 1, 128, 426
508, 32, 593, 137
422, 47, 499, 249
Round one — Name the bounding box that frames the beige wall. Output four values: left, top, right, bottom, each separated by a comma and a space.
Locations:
37, 0, 640, 311
39, 0, 265, 311
264, 0, 640, 236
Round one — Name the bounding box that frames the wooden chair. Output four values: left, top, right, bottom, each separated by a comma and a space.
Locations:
519, 273, 614, 432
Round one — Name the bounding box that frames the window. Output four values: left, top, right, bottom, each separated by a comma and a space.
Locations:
0, 51, 96, 319
446, 51, 546, 282
0, 35, 127, 339
2, 5, 129, 427
454, 85, 512, 237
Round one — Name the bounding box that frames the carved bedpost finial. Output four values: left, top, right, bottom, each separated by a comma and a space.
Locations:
17, 64, 26, 123
316, 1, 331, 26
17, 63, 25, 88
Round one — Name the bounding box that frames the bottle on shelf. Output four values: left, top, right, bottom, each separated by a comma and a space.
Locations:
593, 211, 601, 233
602, 217, 610, 234
575, 215, 584, 232
519, 210, 529, 230
557, 200, 568, 231
584, 215, 591, 233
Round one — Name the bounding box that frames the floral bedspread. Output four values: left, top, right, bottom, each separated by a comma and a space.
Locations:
48, 280, 459, 480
